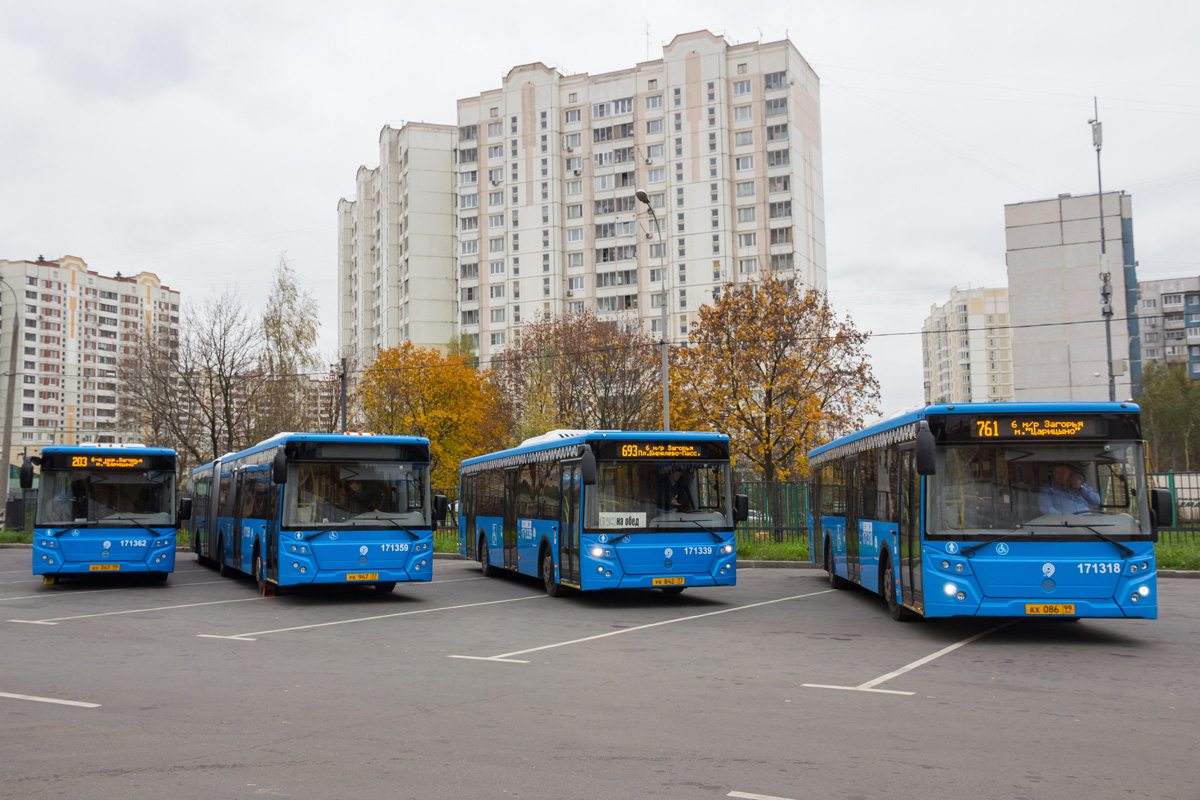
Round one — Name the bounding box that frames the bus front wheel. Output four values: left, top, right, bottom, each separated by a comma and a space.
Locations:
479, 538, 495, 578
374, 582, 396, 593
883, 556, 913, 621
217, 540, 234, 578
826, 541, 847, 590
252, 548, 265, 595
541, 548, 561, 597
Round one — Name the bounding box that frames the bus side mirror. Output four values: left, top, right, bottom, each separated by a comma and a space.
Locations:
19, 460, 33, 490
733, 494, 749, 523
272, 450, 288, 485
581, 449, 597, 486
433, 494, 449, 525
178, 497, 193, 521
1150, 488, 1173, 530
915, 422, 936, 476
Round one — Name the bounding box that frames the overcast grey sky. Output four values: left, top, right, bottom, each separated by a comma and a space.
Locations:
3, 0, 1198, 415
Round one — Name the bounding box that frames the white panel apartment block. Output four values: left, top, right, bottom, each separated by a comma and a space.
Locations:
337, 123, 458, 368
921, 286, 1012, 404
1005, 191, 1134, 402
452, 31, 825, 361
0, 256, 181, 468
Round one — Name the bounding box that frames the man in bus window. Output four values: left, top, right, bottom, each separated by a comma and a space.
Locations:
663, 467, 695, 512
1039, 464, 1101, 515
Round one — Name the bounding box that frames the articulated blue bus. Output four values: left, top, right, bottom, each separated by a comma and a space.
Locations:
24, 445, 179, 584
809, 403, 1171, 620
459, 430, 748, 596
188, 433, 448, 594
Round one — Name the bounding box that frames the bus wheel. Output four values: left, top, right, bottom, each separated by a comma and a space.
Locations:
147, 571, 168, 584
883, 556, 913, 621
541, 548, 561, 597
826, 542, 847, 590
661, 586, 685, 596
374, 582, 397, 593
252, 548, 265, 595
217, 540, 234, 578
479, 539, 494, 578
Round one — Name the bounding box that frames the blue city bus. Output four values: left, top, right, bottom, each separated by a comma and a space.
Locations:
459, 430, 748, 596
808, 402, 1172, 620
189, 433, 448, 594
23, 445, 179, 584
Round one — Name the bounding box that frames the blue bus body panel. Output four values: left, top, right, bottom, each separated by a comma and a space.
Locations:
584, 530, 736, 589
274, 528, 434, 586
33, 526, 177, 575
920, 539, 1156, 619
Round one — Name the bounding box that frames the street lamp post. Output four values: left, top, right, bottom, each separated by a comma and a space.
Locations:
1090, 98, 1116, 402
0, 276, 21, 527
635, 189, 670, 431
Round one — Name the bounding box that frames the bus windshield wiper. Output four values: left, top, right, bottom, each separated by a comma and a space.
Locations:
45, 527, 78, 538
105, 516, 163, 536
304, 529, 334, 541
1014, 521, 1135, 559
668, 517, 725, 542
374, 516, 420, 540
961, 531, 1030, 557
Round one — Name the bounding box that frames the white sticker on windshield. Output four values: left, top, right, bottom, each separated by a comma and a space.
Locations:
599, 512, 647, 529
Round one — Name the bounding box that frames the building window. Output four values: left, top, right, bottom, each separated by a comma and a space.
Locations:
733, 105, 752, 121
736, 181, 755, 198
735, 156, 754, 171
764, 71, 787, 90
565, 109, 580, 124
646, 94, 662, 110
733, 79, 751, 96
765, 98, 787, 116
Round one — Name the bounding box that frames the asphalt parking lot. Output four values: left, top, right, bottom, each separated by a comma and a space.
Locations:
1, 548, 1197, 800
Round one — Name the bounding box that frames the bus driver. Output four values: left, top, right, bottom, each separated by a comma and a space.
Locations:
1039, 463, 1101, 515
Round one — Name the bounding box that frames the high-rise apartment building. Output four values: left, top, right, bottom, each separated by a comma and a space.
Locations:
338, 123, 458, 367
1134, 276, 1200, 379
1004, 191, 1139, 401
454, 31, 825, 360
0, 256, 181, 466
336, 31, 826, 367
921, 286, 1012, 404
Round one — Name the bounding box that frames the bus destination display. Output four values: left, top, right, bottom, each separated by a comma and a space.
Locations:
594, 440, 729, 460
971, 417, 1104, 439
72, 456, 148, 469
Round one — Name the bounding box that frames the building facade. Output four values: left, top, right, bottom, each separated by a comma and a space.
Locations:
0, 256, 181, 467
921, 286, 1013, 404
1004, 191, 1139, 401
1135, 276, 1200, 379
337, 123, 458, 368
453, 31, 825, 361
336, 31, 826, 367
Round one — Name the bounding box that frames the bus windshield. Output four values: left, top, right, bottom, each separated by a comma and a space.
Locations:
928, 440, 1151, 538
282, 461, 428, 527
585, 460, 733, 531
36, 469, 175, 526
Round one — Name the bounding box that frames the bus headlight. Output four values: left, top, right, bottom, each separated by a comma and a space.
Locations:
956, 591, 966, 601
954, 563, 964, 572
597, 566, 604, 573
590, 546, 603, 557
941, 560, 950, 569
1138, 585, 1150, 597
1141, 561, 1149, 571
292, 562, 300, 569
944, 582, 957, 596
721, 544, 734, 555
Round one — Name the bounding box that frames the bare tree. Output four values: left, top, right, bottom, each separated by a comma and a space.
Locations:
254, 255, 323, 438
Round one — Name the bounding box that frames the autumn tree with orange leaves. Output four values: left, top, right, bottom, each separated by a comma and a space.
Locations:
354, 342, 507, 487
671, 275, 879, 482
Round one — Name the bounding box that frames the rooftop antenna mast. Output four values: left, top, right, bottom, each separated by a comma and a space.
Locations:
645, 22, 650, 61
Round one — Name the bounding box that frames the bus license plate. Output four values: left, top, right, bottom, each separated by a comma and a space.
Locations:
652, 577, 685, 586
89, 564, 120, 572
346, 573, 379, 581
1025, 603, 1075, 615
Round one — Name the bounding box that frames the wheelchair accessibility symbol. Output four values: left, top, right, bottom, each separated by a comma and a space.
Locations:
996, 542, 1010, 555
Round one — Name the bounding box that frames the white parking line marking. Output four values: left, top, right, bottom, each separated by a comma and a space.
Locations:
0, 579, 226, 603
449, 590, 834, 663
9, 596, 268, 624
0, 691, 101, 708
729, 792, 796, 800
198, 594, 546, 641
803, 621, 1015, 696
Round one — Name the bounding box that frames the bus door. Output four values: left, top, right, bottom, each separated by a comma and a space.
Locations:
464, 473, 477, 560
232, 471, 246, 572
559, 464, 581, 585
504, 468, 519, 569
899, 448, 924, 611
265, 479, 280, 582
845, 458, 861, 584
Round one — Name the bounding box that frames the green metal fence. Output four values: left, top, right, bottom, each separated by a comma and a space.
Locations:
736, 481, 809, 544
433, 487, 460, 553
1149, 472, 1200, 544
